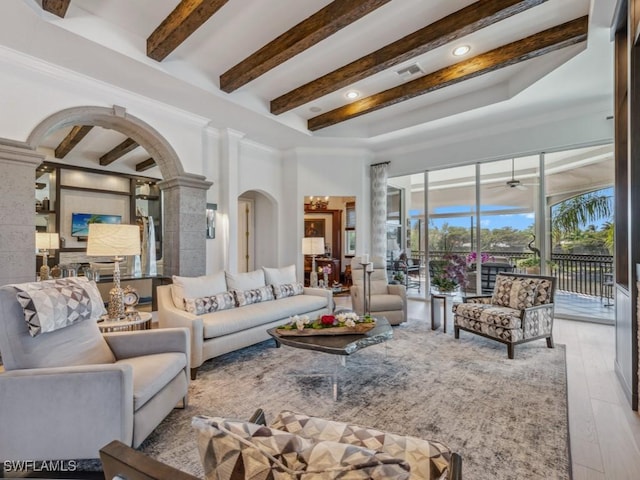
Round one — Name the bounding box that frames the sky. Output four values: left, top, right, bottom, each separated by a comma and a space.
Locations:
430, 212, 535, 231
412, 187, 613, 232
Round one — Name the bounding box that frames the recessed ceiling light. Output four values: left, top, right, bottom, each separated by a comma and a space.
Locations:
345, 90, 360, 100
309, 106, 322, 113
452, 45, 470, 57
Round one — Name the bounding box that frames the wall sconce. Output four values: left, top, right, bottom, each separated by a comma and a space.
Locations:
206, 203, 217, 239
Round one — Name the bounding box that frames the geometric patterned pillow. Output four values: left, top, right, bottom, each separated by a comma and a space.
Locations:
183, 291, 236, 315
12, 277, 106, 337
491, 275, 514, 308
534, 278, 553, 305
271, 282, 304, 299
233, 285, 275, 307
192, 415, 411, 480
492, 275, 542, 310
506, 278, 539, 310
270, 410, 452, 480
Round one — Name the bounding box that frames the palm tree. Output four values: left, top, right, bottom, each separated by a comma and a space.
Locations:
552, 191, 613, 246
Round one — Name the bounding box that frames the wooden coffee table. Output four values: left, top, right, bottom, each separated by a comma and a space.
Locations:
267, 317, 392, 400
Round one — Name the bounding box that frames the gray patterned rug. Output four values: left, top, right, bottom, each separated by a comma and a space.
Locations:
138, 316, 570, 480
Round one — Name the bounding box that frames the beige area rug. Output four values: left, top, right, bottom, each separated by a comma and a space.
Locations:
135, 314, 570, 480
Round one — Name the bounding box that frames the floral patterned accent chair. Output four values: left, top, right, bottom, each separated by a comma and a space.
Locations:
452, 273, 556, 359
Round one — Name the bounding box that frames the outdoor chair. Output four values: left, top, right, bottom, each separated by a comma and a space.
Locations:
464, 258, 515, 294
453, 272, 556, 359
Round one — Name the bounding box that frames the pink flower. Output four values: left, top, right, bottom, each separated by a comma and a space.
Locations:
466, 252, 494, 265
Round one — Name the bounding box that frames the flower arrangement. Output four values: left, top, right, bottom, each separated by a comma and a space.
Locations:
321, 264, 332, 274
278, 312, 374, 332
466, 252, 494, 265
431, 253, 467, 292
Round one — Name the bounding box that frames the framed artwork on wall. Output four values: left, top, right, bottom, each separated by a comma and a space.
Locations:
304, 219, 325, 237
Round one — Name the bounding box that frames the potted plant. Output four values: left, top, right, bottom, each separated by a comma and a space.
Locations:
391, 271, 405, 284
516, 256, 540, 274
430, 254, 467, 293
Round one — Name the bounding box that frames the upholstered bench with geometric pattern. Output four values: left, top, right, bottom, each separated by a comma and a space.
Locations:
453, 273, 556, 359
192, 409, 462, 480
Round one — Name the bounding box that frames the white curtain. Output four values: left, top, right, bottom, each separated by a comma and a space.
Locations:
371, 162, 389, 260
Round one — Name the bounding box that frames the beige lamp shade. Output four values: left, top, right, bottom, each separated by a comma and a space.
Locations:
35, 232, 60, 251
86, 224, 141, 257
302, 237, 325, 255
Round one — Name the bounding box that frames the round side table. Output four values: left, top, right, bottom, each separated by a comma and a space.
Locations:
98, 312, 152, 333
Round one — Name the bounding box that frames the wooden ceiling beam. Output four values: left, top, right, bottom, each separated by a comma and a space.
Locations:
136, 158, 157, 172
99, 138, 139, 166
147, 0, 229, 62
308, 16, 588, 131
219, 0, 391, 93
54, 125, 93, 159
42, 0, 71, 18
271, 0, 547, 115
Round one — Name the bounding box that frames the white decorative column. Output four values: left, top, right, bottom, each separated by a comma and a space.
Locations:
219, 129, 245, 273
370, 162, 389, 261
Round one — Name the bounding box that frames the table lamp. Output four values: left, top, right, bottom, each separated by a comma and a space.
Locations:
302, 237, 325, 288
87, 223, 141, 319
36, 232, 59, 281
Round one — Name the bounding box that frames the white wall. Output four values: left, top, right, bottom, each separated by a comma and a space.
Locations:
0, 48, 208, 176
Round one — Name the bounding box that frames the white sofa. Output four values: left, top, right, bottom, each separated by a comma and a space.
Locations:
157, 266, 333, 379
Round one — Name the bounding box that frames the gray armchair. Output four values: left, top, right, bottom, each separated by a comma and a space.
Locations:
350, 256, 406, 325
0, 279, 190, 462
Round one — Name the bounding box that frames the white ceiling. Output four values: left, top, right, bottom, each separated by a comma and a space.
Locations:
5, 0, 618, 174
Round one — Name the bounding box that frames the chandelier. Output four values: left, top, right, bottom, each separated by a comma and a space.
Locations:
308, 196, 329, 210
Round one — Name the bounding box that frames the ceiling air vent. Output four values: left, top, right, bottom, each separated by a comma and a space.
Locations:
396, 64, 423, 80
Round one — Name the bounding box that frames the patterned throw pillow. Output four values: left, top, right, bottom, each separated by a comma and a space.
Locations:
183, 291, 235, 315
491, 275, 540, 310
233, 285, 275, 307
271, 410, 452, 480
271, 282, 304, 299
534, 278, 553, 305
192, 416, 411, 480
12, 277, 106, 337
491, 275, 514, 307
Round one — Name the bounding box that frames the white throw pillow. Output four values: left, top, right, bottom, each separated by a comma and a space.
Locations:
263, 264, 296, 285
172, 272, 227, 310
225, 270, 266, 291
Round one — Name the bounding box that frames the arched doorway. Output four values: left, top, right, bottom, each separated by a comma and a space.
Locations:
237, 190, 277, 273
16, 105, 212, 278
26, 106, 184, 180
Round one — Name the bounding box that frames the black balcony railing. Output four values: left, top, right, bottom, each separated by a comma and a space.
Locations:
419, 250, 613, 298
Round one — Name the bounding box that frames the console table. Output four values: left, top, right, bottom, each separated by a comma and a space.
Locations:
304, 258, 340, 286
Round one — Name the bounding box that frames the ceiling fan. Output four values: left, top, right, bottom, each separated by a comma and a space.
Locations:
490, 158, 537, 190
